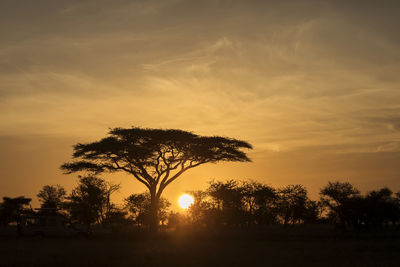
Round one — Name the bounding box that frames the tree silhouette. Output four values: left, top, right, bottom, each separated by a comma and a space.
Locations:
320, 181, 360, 229
365, 188, 395, 229
320, 181, 360, 207
277, 185, 308, 225
124, 192, 170, 227
187, 190, 212, 226
207, 180, 245, 226
61, 127, 252, 231
0, 196, 31, 226
241, 181, 278, 225
37, 185, 66, 210
65, 176, 119, 231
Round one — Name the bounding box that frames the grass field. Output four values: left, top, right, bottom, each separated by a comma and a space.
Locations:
1, 226, 400, 266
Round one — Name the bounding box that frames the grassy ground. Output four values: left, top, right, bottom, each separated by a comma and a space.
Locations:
1, 226, 400, 266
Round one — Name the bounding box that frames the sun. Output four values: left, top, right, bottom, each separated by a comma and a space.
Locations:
178, 194, 194, 209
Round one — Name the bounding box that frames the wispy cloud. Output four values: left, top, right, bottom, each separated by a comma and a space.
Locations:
1, 0, 400, 199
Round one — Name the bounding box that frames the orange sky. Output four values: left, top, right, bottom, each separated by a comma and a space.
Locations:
1, 0, 400, 210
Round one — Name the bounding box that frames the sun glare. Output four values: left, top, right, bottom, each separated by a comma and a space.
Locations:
178, 194, 194, 209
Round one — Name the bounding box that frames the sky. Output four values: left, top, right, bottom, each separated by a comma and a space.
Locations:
1, 0, 399, 209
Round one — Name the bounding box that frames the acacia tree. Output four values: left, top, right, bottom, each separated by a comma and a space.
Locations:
61, 127, 252, 231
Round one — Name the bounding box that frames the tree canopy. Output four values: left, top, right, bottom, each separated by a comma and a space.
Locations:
62, 127, 252, 194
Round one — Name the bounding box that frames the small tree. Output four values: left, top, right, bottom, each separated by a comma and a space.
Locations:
302, 200, 322, 224
65, 176, 119, 231
61, 127, 252, 231
277, 185, 308, 225
37, 185, 66, 210
320, 181, 360, 227
241, 181, 278, 225
0, 197, 32, 225
365, 188, 400, 229
207, 180, 245, 226
124, 192, 170, 227
187, 190, 212, 226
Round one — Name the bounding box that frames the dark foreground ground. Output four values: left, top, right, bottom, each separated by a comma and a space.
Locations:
1, 225, 400, 267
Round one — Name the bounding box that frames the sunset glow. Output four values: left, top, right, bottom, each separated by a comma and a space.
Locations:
0, 1, 399, 208
178, 194, 194, 210
1, 2, 399, 266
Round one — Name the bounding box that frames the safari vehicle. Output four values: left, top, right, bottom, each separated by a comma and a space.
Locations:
20, 209, 87, 237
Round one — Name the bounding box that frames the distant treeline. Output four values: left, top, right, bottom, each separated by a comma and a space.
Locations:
174, 180, 400, 231
1, 177, 400, 232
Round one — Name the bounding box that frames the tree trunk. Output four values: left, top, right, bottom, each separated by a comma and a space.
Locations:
149, 189, 159, 233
